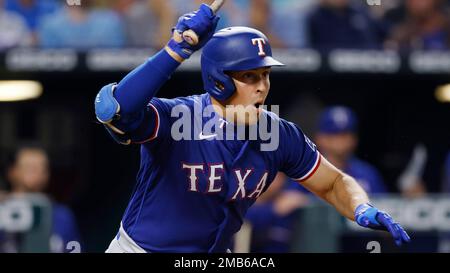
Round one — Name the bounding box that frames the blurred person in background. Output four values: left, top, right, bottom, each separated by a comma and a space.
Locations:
172, 0, 248, 30
315, 106, 387, 194
380, 0, 407, 29
365, 0, 404, 19
38, 0, 125, 49
242, 0, 289, 48
0, 143, 81, 253
4, 0, 60, 46
385, 0, 450, 51
114, 0, 175, 48
306, 0, 384, 51
269, 0, 315, 48
244, 0, 315, 48
0, 0, 32, 50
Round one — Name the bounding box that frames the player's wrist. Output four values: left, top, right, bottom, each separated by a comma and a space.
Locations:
354, 203, 380, 227
164, 45, 185, 63
166, 36, 194, 60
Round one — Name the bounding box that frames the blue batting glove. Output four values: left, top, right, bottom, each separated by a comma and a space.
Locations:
355, 203, 411, 246
167, 4, 220, 59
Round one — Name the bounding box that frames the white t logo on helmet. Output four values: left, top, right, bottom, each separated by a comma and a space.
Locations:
252, 38, 266, 56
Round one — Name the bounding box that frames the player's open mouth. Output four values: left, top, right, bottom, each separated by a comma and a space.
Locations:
254, 102, 264, 115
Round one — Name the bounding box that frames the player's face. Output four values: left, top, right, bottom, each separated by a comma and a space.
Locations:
9, 149, 50, 193
225, 67, 271, 125
406, 0, 440, 18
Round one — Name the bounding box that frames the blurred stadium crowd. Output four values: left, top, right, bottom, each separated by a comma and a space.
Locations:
1, 0, 450, 51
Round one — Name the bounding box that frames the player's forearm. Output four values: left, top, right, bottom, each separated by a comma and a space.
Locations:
114, 49, 181, 115
324, 173, 370, 221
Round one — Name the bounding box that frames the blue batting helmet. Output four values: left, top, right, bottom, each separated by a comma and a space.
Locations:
201, 27, 284, 101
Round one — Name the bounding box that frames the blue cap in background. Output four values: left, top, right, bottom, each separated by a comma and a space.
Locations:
318, 106, 358, 134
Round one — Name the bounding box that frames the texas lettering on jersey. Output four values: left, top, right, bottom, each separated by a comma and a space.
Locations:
182, 163, 268, 200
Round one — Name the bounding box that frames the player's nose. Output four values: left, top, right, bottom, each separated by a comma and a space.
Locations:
256, 79, 269, 94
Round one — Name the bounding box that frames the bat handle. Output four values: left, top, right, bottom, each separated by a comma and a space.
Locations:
181, 0, 225, 46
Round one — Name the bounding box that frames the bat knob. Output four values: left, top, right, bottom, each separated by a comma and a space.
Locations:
182, 30, 199, 46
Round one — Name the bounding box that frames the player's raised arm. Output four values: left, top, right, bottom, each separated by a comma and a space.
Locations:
94, 4, 219, 145
299, 156, 411, 247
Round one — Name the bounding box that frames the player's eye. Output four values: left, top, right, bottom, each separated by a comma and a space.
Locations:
239, 73, 257, 83
243, 73, 254, 79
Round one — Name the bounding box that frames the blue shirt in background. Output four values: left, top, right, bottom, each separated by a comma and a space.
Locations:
51, 203, 82, 253
5, 0, 61, 31
38, 8, 125, 49
307, 4, 383, 51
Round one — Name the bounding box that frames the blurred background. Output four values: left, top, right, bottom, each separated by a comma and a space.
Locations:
0, 0, 449, 253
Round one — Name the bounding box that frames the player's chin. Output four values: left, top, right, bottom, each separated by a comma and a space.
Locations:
241, 111, 261, 126
232, 105, 261, 125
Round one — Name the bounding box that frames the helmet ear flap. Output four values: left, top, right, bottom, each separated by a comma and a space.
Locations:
212, 76, 225, 91
202, 58, 236, 101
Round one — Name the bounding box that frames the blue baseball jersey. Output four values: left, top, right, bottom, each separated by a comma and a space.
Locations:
116, 93, 320, 253
51, 203, 82, 253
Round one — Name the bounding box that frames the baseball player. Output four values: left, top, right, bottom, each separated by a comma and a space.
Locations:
95, 3, 410, 253
315, 106, 388, 194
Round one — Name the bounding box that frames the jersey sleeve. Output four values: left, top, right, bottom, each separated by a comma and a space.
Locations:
129, 97, 176, 144
106, 96, 175, 145
279, 120, 321, 182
